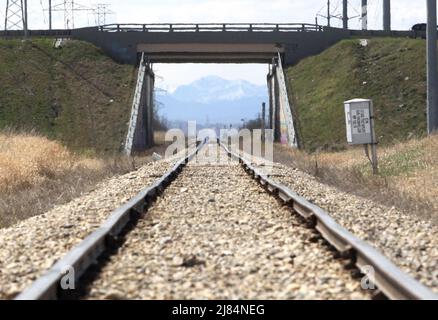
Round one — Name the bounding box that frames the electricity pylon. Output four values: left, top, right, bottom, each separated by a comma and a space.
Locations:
4, 0, 27, 35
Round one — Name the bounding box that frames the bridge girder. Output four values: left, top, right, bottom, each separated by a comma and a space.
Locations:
137, 43, 285, 63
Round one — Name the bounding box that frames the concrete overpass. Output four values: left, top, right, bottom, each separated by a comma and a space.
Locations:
0, 23, 414, 66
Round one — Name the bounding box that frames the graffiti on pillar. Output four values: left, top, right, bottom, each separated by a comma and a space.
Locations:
280, 114, 289, 145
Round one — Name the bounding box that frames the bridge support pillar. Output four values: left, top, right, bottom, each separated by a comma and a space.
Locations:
273, 70, 281, 143
144, 66, 155, 147
267, 63, 281, 142
267, 71, 274, 131
267, 56, 300, 147
125, 54, 155, 155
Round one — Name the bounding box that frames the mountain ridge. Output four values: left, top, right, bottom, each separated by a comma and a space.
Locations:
156, 76, 268, 124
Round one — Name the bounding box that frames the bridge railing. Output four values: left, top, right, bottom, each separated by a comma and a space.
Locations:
0, 29, 72, 37
99, 23, 325, 33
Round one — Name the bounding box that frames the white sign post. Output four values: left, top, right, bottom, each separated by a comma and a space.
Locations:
344, 99, 378, 174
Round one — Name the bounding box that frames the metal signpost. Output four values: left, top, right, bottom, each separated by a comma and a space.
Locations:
344, 99, 378, 174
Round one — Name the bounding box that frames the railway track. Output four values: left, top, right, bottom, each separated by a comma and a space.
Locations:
15, 140, 438, 300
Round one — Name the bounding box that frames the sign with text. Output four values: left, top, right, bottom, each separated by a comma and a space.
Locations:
344, 99, 375, 145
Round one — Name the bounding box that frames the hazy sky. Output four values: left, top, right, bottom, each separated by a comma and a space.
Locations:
0, 0, 431, 90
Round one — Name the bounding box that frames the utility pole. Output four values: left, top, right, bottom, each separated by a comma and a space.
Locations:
427, 0, 438, 134
23, 0, 27, 38
319, 0, 354, 30
342, 0, 348, 29
327, 0, 331, 27
261, 102, 266, 142
50, 1, 93, 29
383, 0, 391, 31
64, 0, 74, 29
94, 4, 114, 27
316, 0, 335, 28
361, 0, 368, 30
49, 0, 52, 30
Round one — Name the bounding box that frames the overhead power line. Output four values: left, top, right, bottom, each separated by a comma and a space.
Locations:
42, 1, 114, 29
94, 3, 114, 27
316, 0, 360, 28
48, 1, 93, 29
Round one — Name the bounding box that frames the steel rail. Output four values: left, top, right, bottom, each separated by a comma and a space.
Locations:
218, 141, 438, 300
15, 141, 207, 300
14, 139, 437, 300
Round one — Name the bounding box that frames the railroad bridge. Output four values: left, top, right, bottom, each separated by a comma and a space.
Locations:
76, 23, 348, 65
0, 23, 413, 65
0, 24, 413, 154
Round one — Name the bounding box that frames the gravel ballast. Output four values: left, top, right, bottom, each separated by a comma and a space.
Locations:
85, 145, 369, 300
2, 143, 434, 299
248, 157, 438, 294
0, 154, 184, 299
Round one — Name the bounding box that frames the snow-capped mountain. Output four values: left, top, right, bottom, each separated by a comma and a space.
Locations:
156, 76, 268, 124
171, 76, 267, 103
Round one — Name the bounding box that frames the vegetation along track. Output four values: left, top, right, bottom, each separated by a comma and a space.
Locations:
14, 141, 438, 300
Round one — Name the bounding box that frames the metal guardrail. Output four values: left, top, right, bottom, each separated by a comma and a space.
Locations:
0, 29, 72, 37
99, 23, 325, 33
15, 141, 206, 300
218, 140, 438, 300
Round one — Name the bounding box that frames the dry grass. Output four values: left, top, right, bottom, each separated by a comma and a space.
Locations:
274, 136, 438, 223
0, 131, 89, 193
0, 130, 168, 228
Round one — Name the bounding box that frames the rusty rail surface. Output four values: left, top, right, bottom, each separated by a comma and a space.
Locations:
218, 140, 438, 300
15, 141, 206, 300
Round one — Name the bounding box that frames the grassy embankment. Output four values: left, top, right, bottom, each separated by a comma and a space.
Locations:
0, 38, 136, 153
275, 136, 438, 223
287, 38, 427, 152
0, 39, 170, 227
282, 38, 436, 221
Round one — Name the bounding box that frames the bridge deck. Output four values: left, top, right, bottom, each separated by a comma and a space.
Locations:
0, 24, 416, 65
